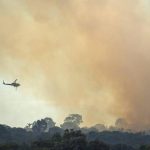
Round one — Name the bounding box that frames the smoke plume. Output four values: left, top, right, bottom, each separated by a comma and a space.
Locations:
0, 0, 150, 130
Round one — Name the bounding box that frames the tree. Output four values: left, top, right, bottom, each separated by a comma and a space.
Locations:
25, 118, 56, 133
92, 124, 107, 132
61, 114, 83, 130
62, 129, 87, 150
88, 140, 110, 150
115, 118, 128, 129
140, 145, 150, 150
0, 143, 19, 150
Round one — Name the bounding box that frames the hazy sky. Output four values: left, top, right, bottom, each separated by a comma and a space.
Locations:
0, 0, 150, 130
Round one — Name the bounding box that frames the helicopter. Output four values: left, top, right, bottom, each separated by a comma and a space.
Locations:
3, 79, 20, 89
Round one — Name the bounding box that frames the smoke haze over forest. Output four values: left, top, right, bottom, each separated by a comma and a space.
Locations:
0, 0, 150, 131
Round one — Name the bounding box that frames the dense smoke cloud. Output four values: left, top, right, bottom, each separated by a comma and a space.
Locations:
0, 0, 150, 130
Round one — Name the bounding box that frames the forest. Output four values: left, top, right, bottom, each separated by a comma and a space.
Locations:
0, 114, 150, 149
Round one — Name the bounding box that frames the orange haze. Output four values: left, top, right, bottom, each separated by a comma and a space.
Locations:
0, 0, 150, 130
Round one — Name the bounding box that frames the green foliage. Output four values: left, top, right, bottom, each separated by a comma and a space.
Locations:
30, 129, 111, 150
0, 129, 149, 150
140, 145, 150, 150
0, 143, 19, 150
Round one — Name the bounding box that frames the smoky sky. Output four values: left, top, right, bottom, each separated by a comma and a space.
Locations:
0, 0, 150, 130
